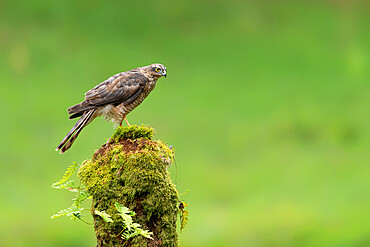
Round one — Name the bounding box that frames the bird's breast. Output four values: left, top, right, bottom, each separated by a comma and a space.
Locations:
124, 82, 156, 113
107, 80, 157, 125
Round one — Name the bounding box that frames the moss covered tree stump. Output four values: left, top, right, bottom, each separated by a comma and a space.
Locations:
78, 125, 179, 247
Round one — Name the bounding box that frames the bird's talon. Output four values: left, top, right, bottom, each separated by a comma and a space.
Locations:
106, 137, 111, 146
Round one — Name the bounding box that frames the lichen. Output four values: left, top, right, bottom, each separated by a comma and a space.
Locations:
78, 125, 179, 247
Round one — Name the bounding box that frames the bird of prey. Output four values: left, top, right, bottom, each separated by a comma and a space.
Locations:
56, 63, 167, 154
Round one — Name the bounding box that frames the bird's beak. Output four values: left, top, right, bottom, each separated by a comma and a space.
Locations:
162, 72, 167, 78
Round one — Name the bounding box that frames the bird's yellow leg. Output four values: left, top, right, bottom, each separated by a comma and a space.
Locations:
124, 116, 131, 126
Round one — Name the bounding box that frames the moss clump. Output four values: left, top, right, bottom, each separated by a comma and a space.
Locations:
111, 125, 154, 142
78, 125, 179, 247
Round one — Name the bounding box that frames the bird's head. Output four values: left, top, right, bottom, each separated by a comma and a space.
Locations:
145, 63, 167, 79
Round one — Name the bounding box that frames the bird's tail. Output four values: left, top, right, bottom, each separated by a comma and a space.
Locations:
56, 109, 96, 154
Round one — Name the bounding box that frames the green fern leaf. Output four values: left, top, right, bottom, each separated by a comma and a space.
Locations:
114, 202, 134, 230
135, 227, 154, 240
114, 202, 153, 240
94, 210, 113, 223
51, 205, 84, 220
73, 191, 91, 207
51, 163, 79, 189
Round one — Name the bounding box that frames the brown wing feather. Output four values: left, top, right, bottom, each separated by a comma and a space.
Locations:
68, 72, 149, 117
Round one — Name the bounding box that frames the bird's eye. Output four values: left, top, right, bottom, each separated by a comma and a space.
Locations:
155, 68, 161, 72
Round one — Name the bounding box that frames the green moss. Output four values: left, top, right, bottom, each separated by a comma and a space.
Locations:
111, 125, 154, 143
78, 125, 179, 247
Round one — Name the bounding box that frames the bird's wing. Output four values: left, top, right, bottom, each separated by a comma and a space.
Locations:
85, 67, 141, 93
85, 71, 125, 94
68, 72, 149, 115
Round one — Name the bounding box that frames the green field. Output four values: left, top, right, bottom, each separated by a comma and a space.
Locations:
0, 1, 369, 246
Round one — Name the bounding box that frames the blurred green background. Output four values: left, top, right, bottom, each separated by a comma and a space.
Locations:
0, 0, 369, 246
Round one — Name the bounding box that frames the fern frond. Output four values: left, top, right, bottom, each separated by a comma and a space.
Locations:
94, 210, 113, 223
121, 223, 153, 240
51, 205, 84, 220
51, 162, 79, 189
135, 227, 154, 240
122, 231, 137, 240
73, 191, 91, 207
50, 189, 90, 220
114, 202, 153, 240
51, 179, 74, 190
114, 202, 134, 231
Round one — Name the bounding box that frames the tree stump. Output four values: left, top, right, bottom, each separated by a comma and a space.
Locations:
78, 125, 179, 247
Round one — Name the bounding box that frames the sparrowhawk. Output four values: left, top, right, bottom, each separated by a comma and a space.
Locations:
56, 63, 167, 153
